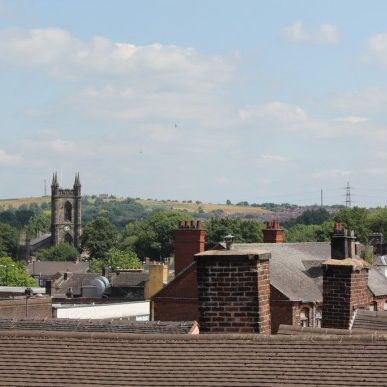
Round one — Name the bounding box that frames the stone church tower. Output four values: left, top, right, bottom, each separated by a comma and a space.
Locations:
51, 172, 82, 248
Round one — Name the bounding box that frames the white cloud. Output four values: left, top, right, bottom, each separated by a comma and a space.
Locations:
22, 129, 90, 156
283, 21, 339, 44
0, 149, 23, 165
0, 28, 76, 66
283, 21, 310, 43
328, 87, 387, 116
0, 28, 234, 88
318, 24, 340, 44
239, 102, 307, 123
260, 154, 288, 162
365, 32, 387, 66
310, 169, 352, 179
335, 116, 368, 124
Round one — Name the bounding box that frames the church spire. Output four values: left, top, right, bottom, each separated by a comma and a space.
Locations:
73, 172, 81, 187
51, 172, 59, 187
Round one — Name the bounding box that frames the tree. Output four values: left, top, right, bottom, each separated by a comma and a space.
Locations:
89, 248, 142, 273
285, 221, 333, 242
120, 211, 190, 260
204, 218, 264, 248
0, 257, 37, 287
295, 208, 331, 225
0, 223, 20, 258
36, 243, 79, 262
81, 216, 117, 259
24, 213, 50, 239
334, 207, 370, 243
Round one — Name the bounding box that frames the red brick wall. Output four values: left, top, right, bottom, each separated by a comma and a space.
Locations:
152, 264, 199, 321
174, 228, 205, 275
322, 265, 369, 329
196, 254, 271, 334
0, 297, 52, 318
270, 286, 293, 333
153, 299, 199, 321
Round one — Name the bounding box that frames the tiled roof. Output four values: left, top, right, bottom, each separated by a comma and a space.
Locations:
0, 318, 197, 334
0, 332, 386, 385
352, 310, 387, 332
277, 324, 370, 336
28, 261, 89, 276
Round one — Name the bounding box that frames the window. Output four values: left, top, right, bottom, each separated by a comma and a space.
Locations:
299, 308, 309, 327
315, 308, 322, 328
64, 201, 72, 222
64, 233, 73, 245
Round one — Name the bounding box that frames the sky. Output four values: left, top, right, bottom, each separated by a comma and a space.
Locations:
1, 0, 387, 206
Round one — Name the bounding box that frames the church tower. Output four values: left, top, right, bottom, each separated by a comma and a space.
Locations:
51, 172, 82, 248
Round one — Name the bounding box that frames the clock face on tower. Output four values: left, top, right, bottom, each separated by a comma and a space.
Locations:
64, 225, 71, 232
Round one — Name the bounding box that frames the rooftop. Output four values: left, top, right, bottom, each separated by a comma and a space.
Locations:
0, 318, 197, 335
0, 331, 386, 386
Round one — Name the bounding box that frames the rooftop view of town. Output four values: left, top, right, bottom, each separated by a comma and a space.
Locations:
2, 1, 387, 385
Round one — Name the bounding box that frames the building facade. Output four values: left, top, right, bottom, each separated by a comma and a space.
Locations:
51, 172, 82, 248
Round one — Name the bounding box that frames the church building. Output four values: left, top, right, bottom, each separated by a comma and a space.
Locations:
23, 173, 82, 258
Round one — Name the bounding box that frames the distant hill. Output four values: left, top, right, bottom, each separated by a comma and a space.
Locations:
0, 196, 50, 209
135, 199, 272, 217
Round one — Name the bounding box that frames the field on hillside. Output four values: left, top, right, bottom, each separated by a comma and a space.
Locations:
135, 199, 271, 217
0, 196, 50, 209
0, 196, 272, 218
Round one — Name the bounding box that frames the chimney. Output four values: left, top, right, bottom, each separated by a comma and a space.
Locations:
195, 242, 271, 334
144, 263, 168, 299
174, 220, 206, 275
322, 223, 370, 329
263, 221, 284, 243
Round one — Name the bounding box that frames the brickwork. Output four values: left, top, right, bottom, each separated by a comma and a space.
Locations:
174, 221, 205, 275
196, 253, 271, 334
263, 221, 284, 243
322, 265, 369, 329
153, 299, 199, 322
152, 263, 199, 321
0, 297, 52, 319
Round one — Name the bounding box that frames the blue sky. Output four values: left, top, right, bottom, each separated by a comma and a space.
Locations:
1, 0, 387, 206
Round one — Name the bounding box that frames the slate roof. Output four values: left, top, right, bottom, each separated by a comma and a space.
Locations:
352, 310, 387, 332
223, 242, 330, 302
53, 273, 99, 297
0, 331, 386, 386
110, 271, 148, 287
216, 242, 387, 301
29, 233, 52, 246
368, 267, 387, 296
28, 261, 89, 276
0, 318, 197, 334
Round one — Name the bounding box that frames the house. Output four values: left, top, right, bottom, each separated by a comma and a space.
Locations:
152, 221, 387, 333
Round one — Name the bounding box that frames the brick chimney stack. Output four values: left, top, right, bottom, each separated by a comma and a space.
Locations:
322, 223, 370, 329
195, 242, 271, 334
263, 221, 284, 243
174, 220, 206, 275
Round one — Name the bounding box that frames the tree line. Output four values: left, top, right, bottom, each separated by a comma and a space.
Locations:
1, 198, 387, 281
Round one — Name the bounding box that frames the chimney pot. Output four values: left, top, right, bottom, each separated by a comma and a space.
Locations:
224, 234, 234, 250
